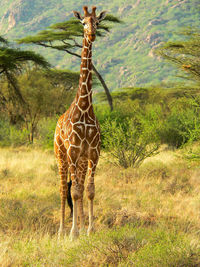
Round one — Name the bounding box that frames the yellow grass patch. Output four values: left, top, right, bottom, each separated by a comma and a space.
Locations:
0, 147, 199, 266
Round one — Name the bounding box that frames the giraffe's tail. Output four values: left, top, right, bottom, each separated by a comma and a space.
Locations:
67, 178, 73, 217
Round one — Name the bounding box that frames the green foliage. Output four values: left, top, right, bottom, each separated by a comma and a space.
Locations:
0, 47, 50, 71
1, 83, 200, 150
0, 36, 8, 45
44, 69, 80, 88
101, 108, 160, 168
37, 117, 57, 149
155, 29, 200, 83
0, 67, 78, 144
0, 36, 50, 105
0, 37, 49, 73
0, 119, 29, 147
98, 87, 200, 150
160, 98, 200, 148
94, 103, 132, 125
18, 15, 122, 45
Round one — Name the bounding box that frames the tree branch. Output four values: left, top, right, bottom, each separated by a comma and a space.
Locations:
35, 41, 113, 110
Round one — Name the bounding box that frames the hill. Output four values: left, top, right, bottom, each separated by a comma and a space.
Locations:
0, 0, 200, 90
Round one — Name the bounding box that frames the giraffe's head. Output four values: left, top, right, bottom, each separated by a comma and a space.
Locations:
73, 6, 107, 42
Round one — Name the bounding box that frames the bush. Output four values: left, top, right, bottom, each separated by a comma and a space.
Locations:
37, 117, 57, 149
160, 103, 200, 148
94, 102, 133, 126
101, 109, 160, 168
0, 119, 29, 147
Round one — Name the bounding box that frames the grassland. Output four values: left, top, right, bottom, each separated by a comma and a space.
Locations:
0, 146, 200, 266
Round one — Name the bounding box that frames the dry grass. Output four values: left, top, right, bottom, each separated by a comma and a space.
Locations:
0, 146, 200, 266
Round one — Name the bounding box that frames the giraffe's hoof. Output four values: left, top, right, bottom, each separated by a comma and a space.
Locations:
87, 226, 95, 236
69, 227, 79, 241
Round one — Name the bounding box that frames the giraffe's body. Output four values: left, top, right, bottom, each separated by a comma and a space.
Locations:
54, 6, 106, 240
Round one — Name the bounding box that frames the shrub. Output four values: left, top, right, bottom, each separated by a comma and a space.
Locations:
160, 104, 200, 148
0, 119, 29, 147
0, 119, 10, 146
37, 117, 57, 149
101, 109, 160, 168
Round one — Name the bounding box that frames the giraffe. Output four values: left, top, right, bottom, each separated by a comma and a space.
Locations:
54, 6, 107, 240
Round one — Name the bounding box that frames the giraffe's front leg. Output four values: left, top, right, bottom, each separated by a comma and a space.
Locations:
70, 198, 79, 240
77, 159, 88, 234
86, 159, 97, 236
78, 194, 85, 233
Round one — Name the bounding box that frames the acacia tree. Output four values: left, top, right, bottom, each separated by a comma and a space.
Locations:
155, 29, 200, 83
18, 69, 79, 143
18, 15, 122, 111
0, 36, 50, 105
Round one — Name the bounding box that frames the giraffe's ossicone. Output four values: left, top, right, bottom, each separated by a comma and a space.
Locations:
54, 6, 107, 240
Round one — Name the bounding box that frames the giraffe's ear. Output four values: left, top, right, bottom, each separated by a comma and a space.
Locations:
73, 11, 83, 21
97, 11, 107, 22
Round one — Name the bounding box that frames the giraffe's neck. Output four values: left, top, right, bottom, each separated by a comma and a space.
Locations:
75, 36, 93, 111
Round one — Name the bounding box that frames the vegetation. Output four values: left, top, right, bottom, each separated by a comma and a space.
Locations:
102, 115, 159, 168
0, 2, 200, 266
0, 68, 79, 144
0, 147, 199, 266
0, 36, 49, 104
155, 29, 200, 83
0, 36, 80, 144
1, 84, 200, 149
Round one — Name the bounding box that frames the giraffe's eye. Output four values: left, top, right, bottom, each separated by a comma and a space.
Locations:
96, 22, 99, 26
82, 22, 85, 26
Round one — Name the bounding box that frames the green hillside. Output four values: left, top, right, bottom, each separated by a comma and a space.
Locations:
1, 0, 199, 90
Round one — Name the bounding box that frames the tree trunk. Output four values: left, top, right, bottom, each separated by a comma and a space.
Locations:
30, 131, 34, 143
92, 64, 113, 111
62, 49, 114, 111
27, 127, 34, 143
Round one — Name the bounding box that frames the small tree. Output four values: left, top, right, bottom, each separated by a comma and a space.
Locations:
18, 15, 122, 111
0, 68, 79, 143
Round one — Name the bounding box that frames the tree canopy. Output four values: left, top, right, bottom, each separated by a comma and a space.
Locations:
18, 15, 122, 48
18, 15, 123, 110
0, 37, 50, 104
155, 29, 200, 84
